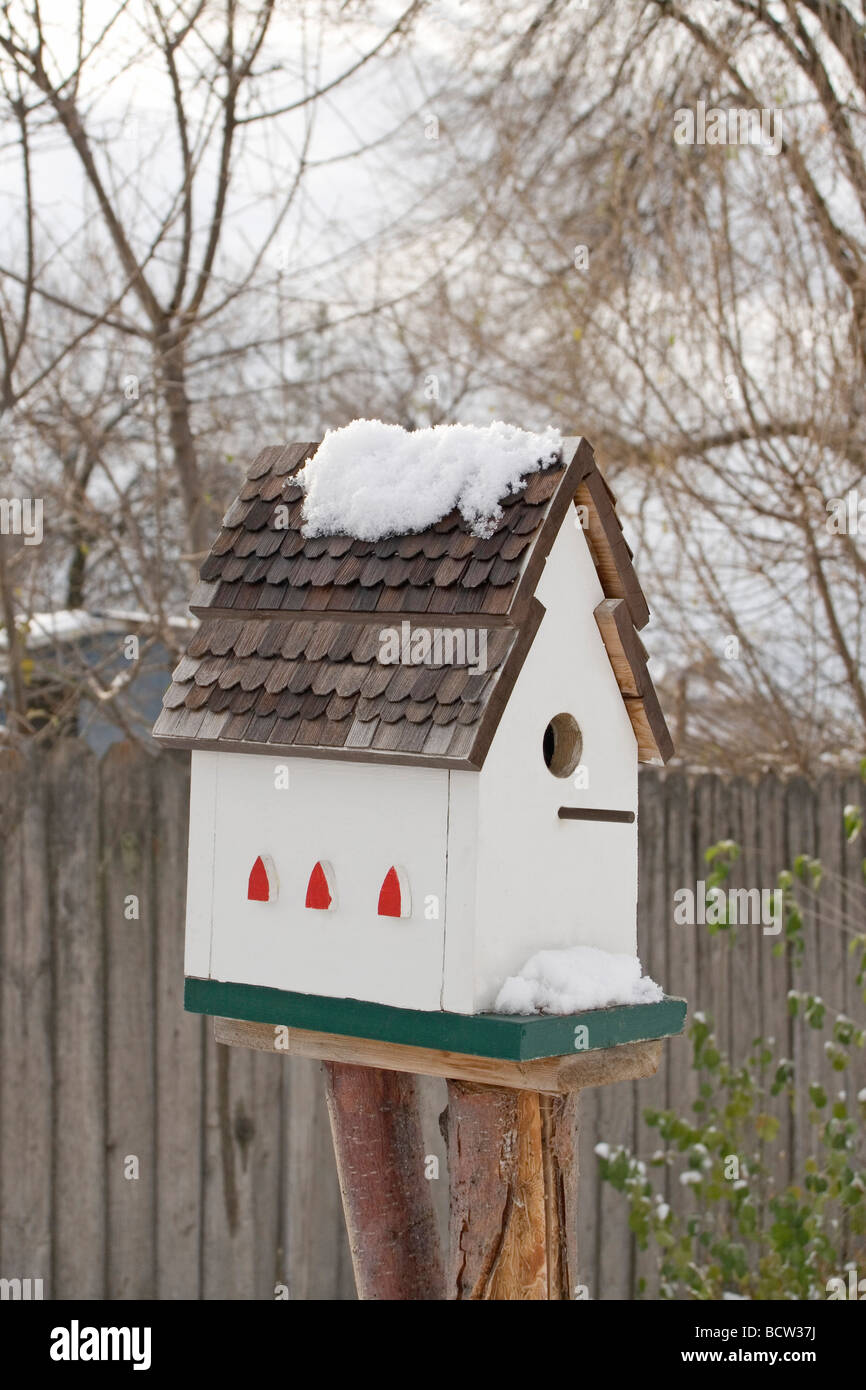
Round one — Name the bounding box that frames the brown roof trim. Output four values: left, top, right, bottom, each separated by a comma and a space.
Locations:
594, 597, 674, 764
508, 437, 593, 621
467, 596, 546, 767
150, 732, 484, 772
622, 694, 673, 766
577, 467, 650, 631
630, 680, 674, 765
594, 597, 646, 697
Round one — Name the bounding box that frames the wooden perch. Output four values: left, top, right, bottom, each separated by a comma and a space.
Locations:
213, 1016, 663, 1094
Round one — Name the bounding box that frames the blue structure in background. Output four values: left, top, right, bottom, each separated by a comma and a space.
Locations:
0, 610, 194, 752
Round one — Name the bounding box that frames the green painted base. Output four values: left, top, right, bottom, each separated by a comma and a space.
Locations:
185, 976, 687, 1062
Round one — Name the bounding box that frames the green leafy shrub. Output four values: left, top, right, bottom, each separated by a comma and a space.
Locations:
597, 770, 866, 1300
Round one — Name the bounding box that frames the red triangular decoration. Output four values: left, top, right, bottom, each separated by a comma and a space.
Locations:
248, 855, 270, 902
305, 861, 333, 910
378, 866, 402, 918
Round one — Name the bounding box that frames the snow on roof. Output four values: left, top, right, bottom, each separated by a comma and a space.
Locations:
297, 419, 563, 541
493, 943, 663, 1015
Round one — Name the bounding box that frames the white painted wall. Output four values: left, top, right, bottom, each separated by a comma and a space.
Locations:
440, 770, 479, 1013
202, 752, 449, 1010
184, 750, 218, 978
469, 512, 639, 1011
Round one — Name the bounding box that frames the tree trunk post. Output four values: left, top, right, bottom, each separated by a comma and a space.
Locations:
323, 1060, 444, 1300
445, 1081, 580, 1300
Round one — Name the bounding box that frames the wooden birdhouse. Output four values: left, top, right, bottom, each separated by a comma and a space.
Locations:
154, 425, 685, 1064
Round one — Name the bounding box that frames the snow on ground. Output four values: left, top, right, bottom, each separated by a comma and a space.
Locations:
493, 943, 663, 1015
297, 418, 563, 540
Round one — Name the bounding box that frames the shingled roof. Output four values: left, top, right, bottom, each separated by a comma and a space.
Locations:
153, 435, 673, 768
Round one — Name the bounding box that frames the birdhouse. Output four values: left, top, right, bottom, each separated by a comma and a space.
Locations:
154, 423, 685, 1061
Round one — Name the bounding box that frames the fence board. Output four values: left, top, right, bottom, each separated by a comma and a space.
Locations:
634, 768, 667, 1298
758, 772, 793, 1198
285, 1057, 355, 1300
676, 776, 720, 1239
153, 752, 202, 1299
841, 770, 866, 1254
663, 769, 698, 1245
250, 1048, 285, 1299
733, 776, 766, 1255
0, 749, 52, 1291
596, 1070, 635, 1298
102, 742, 157, 1298
728, 777, 763, 1056
48, 740, 106, 1299
201, 1035, 259, 1298
786, 776, 819, 1178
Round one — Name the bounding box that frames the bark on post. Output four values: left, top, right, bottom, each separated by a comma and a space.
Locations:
446, 1081, 579, 1300
539, 1091, 580, 1297
323, 1060, 444, 1300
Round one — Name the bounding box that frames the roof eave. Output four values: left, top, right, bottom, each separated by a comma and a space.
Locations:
151, 731, 485, 772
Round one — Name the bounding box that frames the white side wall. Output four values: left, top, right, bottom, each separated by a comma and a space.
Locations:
470, 515, 639, 1011
184, 750, 218, 978
440, 770, 479, 1013
194, 752, 449, 1010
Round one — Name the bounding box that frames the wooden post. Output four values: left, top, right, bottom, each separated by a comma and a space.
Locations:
323, 1061, 444, 1300
445, 1082, 579, 1299
216, 1018, 666, 1300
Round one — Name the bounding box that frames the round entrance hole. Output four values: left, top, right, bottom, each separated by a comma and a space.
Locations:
543, 713, 583, 778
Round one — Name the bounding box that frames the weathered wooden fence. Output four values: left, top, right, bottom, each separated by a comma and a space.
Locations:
0, 743, 862, 1299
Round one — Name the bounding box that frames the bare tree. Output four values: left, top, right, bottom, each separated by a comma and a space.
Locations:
0, 0, 424, 742
394, 0, 866, 772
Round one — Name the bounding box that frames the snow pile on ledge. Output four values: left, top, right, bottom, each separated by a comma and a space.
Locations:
297, 418, 563, 540
493, 944, 663, 1016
